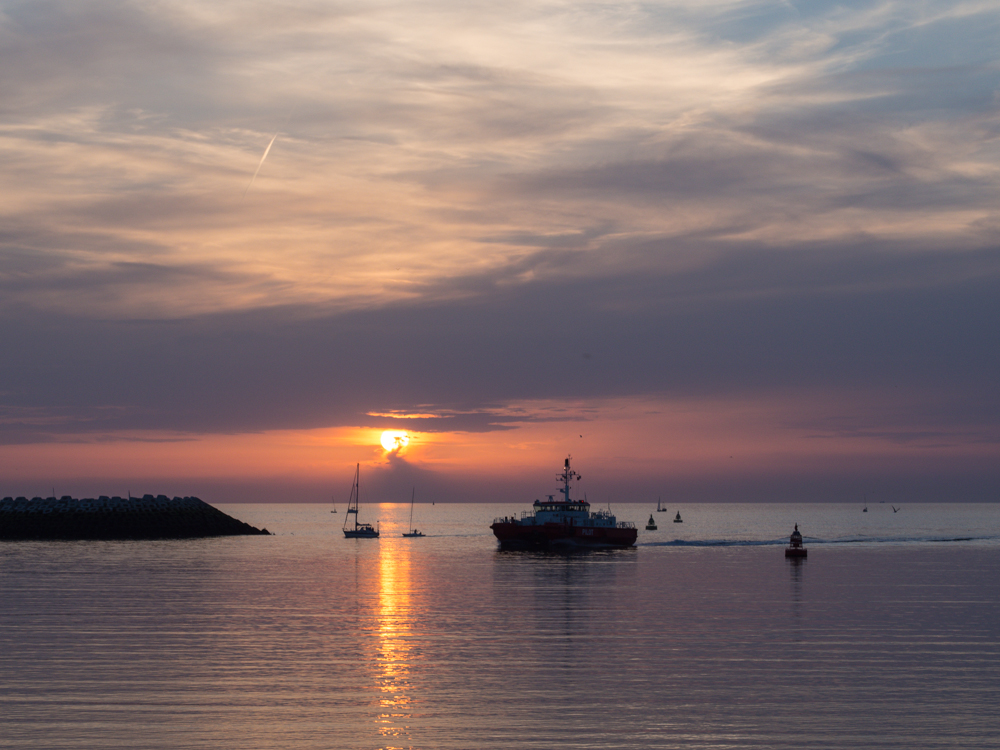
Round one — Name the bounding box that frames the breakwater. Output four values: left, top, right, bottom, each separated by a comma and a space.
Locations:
0, 495, 270, 540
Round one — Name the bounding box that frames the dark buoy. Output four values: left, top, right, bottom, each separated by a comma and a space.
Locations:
673, 510, 682, 523
785, 524, 807, 558
646, 514, 657, 530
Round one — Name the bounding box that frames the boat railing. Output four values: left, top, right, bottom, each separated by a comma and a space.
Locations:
617, 521, 636, 529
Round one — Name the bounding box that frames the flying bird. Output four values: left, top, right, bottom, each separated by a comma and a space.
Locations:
892, 505, 900, 513
243, 133, 278, 197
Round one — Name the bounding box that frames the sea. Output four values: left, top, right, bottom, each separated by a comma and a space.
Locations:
2, 502, 999, 749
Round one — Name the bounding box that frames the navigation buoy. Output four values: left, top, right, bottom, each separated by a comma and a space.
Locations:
673, 511, 682, 523
646, 514, 657, 530
785, 524, 807, 558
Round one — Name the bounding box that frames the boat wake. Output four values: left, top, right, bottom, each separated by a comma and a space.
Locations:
638, 534, 1000, 548
812, 534, 997, 545
639, 539, 786, 548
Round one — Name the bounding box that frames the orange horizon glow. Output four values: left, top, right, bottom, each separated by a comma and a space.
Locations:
2, 394, 995, 495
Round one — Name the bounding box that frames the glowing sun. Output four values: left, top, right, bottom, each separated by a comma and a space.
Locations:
380, 430, 409, 453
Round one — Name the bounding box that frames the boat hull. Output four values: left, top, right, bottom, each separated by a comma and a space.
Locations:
491, 521, 637, 549
344, 529, 379, 538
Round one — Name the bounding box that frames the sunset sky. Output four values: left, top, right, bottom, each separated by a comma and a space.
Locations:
1, 0, 998, 503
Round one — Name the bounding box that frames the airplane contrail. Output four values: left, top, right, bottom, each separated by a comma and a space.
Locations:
243, 133, 278, 197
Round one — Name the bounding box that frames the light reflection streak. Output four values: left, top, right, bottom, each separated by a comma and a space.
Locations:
375, 536, 415, 746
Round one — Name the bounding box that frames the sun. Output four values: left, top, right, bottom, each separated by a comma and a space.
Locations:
380, 430, 409, 453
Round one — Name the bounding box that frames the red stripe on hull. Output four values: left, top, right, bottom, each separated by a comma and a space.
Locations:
491, 521, 637, 549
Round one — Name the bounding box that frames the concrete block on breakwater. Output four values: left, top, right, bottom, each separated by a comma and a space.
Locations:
0, 495, 270, 540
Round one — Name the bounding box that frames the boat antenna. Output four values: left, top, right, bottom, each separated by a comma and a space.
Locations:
558, 455, 581, 503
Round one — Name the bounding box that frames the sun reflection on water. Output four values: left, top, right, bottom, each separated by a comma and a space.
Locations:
375, 539, 415, 746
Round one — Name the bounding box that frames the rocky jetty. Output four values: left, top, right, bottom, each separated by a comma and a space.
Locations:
0, 495, 270, 540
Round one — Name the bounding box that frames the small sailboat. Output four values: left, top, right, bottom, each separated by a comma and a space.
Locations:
343, 463, 379, 538
863, 494, 867, 512
645, 514, 657, 530
331, 495, 337, 513
657, 497, 666, 512
402, 487, 425, 538
673, 510, 683, 523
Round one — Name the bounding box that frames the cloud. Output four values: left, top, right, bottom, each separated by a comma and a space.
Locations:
1, 0, 999, 497
1, 239, 998, 442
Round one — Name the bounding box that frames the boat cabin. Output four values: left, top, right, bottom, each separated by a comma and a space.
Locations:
531, 495, 593, 525
533, 495, 590, 514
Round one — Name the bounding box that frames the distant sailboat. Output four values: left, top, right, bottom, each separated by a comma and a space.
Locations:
657, 497, 667, 512
402, 487, 425, 538
863, 494, 867, 512
331, 495, 337, 513
343, 464, 379, 538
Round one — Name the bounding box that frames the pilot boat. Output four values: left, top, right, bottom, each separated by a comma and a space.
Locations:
490, 457, 637, 549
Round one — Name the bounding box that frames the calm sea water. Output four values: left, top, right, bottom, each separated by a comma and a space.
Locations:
2, 502, 999, 749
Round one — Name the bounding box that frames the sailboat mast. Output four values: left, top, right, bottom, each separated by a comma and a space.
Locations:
408, 487, 415, 530
343, 463, 360, 532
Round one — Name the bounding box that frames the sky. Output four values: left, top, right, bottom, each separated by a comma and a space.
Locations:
1, 0, 998, 503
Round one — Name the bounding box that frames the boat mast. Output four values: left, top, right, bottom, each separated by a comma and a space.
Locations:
343, 463, 360, 532
559, 456, 581, 503
408, 487, 415, 531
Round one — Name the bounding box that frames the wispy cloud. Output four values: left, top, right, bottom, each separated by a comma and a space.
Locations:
1, 0, 999, 495
243, 133, 277, 197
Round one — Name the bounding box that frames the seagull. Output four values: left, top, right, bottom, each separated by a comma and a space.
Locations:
892, 505, 900, 513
